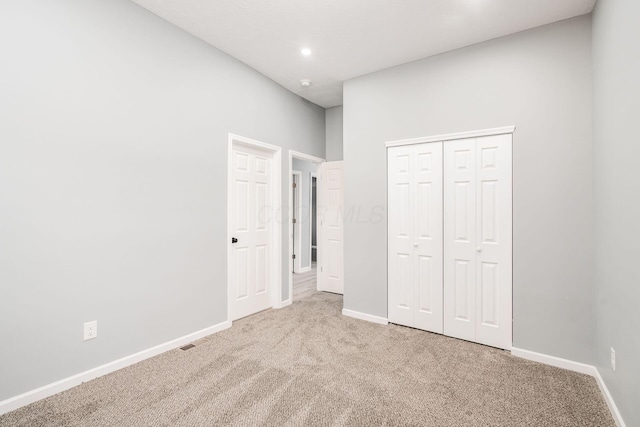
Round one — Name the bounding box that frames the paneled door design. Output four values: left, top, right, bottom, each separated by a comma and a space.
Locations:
388, 142, 444, 333
444, 134, 512, 349
443, 138, 477, 341
318, 161, 344, 294
387, 128, 513, 351
473, 134, 512, 349
230, 144, 273, 320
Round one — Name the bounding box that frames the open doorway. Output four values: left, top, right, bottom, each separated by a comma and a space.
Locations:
288, 151, 323, 302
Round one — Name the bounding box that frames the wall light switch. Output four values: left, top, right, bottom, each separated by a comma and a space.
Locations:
84, 321, 97, 341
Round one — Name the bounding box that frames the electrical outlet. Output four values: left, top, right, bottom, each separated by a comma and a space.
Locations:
84, 321, 97, 341
610, 347, 616, 372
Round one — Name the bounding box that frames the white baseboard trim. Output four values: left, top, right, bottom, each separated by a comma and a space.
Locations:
0, 320, 231, 417
511, 347, 596, 376
593, 369, 627, 427
511, 347, 625, 427
298, 266, 311, 273
1, 327, 625, 427
276, 299, 292, 308
342, 309, 388, 325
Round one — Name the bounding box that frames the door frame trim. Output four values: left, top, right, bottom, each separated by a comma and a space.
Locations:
288, 150, 325, 304
227, 133, 283, 325
384, 126, 516, 148
291, 170, 302, 274
309, 171, 317, 275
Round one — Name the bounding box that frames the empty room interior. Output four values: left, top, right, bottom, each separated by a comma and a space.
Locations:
1, 0, 638, 426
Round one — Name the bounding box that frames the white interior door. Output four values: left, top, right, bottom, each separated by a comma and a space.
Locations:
444, 135, 512, 350
318, 161, 344, 294
388, 145, 414, 327
474, 134, 512, 349
387, 143, 443, 332
413, 143, 444, 333
230, 144, 272, 320
444, 138, 477, 341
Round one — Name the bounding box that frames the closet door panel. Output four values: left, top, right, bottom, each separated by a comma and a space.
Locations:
444, 139, 477, 341
388, 146, 415, 327
475, 134, 512, 350
413, 142, 444, 333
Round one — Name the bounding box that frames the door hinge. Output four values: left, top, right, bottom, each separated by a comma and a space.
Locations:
292, 254, 296, 260
292, 218, 297, 224
292, 182, 297, 188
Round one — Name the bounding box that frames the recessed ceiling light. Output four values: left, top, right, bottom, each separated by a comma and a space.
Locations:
301, 48, 311, 56
300, 79, 311, 88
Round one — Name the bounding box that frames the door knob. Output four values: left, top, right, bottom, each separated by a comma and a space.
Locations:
414, 242, 419, 247
476, 247, 482, 253
232, 237, 238, 244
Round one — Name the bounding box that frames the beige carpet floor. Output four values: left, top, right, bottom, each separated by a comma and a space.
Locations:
0, 291, 614, 426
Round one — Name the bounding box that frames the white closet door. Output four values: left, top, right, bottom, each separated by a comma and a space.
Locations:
388, 146, 415, 327
444, 135, 512, 350
413, 143, 443, 333
474, 134, 512, 349
388, 143, 443, 332
444, 139, 477, 342
318, 161, 344, 294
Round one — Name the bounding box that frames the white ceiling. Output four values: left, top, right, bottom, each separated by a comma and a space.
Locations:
132, 0, 596, 108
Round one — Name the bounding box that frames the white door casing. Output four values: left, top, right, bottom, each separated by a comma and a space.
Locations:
387, 143, 443, 332
318, 161, 344, 294
309, 172, 317, 268
292, 171, 302, 273
229, 138, 279, 321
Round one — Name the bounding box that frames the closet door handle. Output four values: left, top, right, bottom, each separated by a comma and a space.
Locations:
476, 247, 482, 253
414, 242, 419, 248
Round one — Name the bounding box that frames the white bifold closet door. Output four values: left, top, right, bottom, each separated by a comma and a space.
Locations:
388, 142, 444, 333
444, 134, 512, 349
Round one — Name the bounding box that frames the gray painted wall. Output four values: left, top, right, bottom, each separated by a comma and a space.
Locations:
292, 158, 319, 270
325, 106, 344, 161
0, 0, 324, 401
343, 16, 594, 363
592, 1, 640, 424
